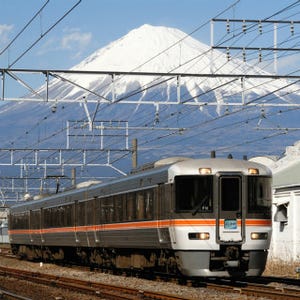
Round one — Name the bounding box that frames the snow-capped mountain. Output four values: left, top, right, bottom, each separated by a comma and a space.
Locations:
0, 24, 299, 177
43, 24, 298, 105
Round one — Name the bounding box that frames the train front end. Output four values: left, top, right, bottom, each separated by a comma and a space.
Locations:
168, 158, 272, 277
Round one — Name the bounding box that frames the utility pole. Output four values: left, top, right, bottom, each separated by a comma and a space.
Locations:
132, 138, 138, 169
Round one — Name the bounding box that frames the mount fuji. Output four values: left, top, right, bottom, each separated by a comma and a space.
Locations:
0, 24, 299, 178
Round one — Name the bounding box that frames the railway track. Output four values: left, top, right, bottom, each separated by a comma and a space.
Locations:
0, 264, 299, 300
204, 279, 300, 300
0, 288, 32, 300
0, 265, 194, 300
0, 247, 299, 300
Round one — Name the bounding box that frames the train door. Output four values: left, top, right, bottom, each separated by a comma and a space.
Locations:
217, 174, 243, 243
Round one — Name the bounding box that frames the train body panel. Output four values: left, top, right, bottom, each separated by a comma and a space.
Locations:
8, 157, 272, 277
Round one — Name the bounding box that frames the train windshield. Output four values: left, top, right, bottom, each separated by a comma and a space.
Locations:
175, 175, 213, 213
247, 176, 272, 213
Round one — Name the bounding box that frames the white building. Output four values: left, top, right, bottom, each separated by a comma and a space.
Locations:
251, 141, 300, 261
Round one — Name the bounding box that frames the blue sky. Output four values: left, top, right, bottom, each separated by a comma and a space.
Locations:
0, 0, 299, 70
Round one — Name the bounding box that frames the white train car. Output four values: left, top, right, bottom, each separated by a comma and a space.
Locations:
8, 157, 272, 277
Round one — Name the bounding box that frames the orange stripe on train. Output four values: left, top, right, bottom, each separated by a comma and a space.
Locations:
8, 219, 271, 236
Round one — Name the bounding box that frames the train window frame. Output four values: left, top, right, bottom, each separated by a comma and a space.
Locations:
175, 175, 213, 214
247, 175, 272, 216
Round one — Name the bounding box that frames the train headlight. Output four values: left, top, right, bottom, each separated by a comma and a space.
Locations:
248, 168, 259, 175
189, 232, 210, 240
251, 232, 268, 240
199, 168, 212, 175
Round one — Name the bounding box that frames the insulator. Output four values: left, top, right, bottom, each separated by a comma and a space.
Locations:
226, 47, 230, 61
51, 104, 57, 113
258, 49, 262, 63
242, 48, 246, 62
154, 104, 159, 125
291, 21, 294, 35
242, 20, 247, 34
258, 21, 262, 34
226, 19, 230, 33
154, 112, 159, 125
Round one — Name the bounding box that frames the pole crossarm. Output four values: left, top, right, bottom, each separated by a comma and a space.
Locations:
212, 18, 300, 24
1, 68, 300, 107
3, 68, 300, 79
0, 148, 130, 167
212, 46, 300, 52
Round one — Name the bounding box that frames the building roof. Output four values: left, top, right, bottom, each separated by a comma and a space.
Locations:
251, 141, 300, 189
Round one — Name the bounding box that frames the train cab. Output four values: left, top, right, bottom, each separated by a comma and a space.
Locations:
168, 158, 272, 276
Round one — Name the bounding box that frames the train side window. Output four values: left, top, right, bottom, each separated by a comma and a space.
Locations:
121, 194, 127, 221
48, 208, 54, 227
44, 208, 50, 228
94, 197, 101, 224
86, 200, 94, 225
126, 192, 136, 221
136, 192, 145, 220
77, 202, 86, 226
58, 206, 65, 227
175, 175, 213, 213
12, 212, 29, 229
30, 210, 40, 229
101, 197, 113, 223
145, 190, 153, 219
65, 204, 73, 227
135, 189, 153, 220
43, 207, 60, 228
113, 196, 123, 222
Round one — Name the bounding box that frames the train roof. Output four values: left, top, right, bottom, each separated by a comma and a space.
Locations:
168, 157, 272, 178
9, 157, 271, 212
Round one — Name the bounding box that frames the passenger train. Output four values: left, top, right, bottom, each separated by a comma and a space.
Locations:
8, 156, 272, 277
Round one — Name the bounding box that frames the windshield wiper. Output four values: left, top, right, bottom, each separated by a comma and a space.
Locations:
192, 195, 209, 216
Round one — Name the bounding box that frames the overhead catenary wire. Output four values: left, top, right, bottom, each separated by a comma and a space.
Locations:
3, 0, 300, 192
0, 0, 50, 57
89, 0, 242, 117
79, 1, 298, 166
92, 3, 300, 119
8, 0, 82, 68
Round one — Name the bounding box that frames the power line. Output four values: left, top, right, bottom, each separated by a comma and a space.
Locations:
8, 0, 82, 68
0, 0, 50, 57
